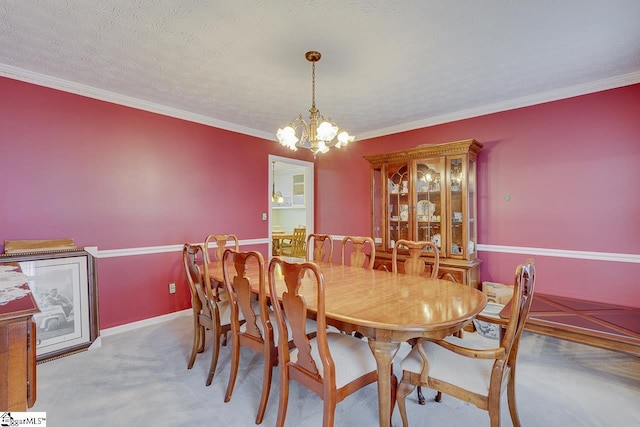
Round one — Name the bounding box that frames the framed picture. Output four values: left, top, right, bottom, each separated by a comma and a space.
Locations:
0, 249, 99, 362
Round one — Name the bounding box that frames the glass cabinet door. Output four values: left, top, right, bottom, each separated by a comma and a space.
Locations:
386, 162, 410, 249
448, 156, 466, 258
371, 166, 383, 249
467, 157, 477, 258
414, 158, 445, 255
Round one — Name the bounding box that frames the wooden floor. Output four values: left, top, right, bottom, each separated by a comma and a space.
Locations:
514, 294, 640, 356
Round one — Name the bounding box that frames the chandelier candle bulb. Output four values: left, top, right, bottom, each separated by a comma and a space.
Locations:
276, 51, 355, 157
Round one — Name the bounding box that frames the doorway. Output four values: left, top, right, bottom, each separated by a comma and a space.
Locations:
268, 155, 314, 257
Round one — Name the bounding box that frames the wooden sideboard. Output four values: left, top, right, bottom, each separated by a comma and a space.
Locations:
0, 263, 39, 411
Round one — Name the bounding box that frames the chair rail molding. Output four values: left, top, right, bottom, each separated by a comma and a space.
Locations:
86, 239, 639, 264
477, 244, 640, 264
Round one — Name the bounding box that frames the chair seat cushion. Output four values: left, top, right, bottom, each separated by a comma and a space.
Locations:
401, 333, 509, 396
291, 332, 377, 389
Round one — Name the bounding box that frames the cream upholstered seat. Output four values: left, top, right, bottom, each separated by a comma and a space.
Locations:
306, 233, 334, 263
182, 243, 232, 386
396, 260, 536, 427
268, 257, 382, 427
340, 236, 375, 269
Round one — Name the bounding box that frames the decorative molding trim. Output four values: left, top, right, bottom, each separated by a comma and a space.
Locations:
0, 64, 274, 141
477, 244, 640, 264
88, 238, 640, 264
357, 71, 640, 140
2, 64, 639, 143
100, 309, 191, 337
95, 238, 269, 258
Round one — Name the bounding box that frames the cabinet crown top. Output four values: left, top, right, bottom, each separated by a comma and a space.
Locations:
364, 139, 482, 164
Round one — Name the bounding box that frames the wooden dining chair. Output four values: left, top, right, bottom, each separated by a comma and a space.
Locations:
182, 243, 232, 386
204, 233, 240, 264
281, 227, 306, 258
392, 239, 440, 403
268, 257, 382, 427
340, 236, 375, 269
221, 248, 280, 424
396, 260, 537, 427
306, 233, 334, 263
204, 233, 240, 305
392, 239, 440, 278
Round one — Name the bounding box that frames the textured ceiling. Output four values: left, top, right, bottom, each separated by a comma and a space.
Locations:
1, 0, 639, 142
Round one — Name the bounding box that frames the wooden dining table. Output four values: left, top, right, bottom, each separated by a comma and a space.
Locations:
209, 259, 486, 427
271, 232, 294, 255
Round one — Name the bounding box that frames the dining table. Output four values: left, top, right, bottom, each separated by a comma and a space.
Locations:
208, 258, 486, 427
271, 232, 294, 256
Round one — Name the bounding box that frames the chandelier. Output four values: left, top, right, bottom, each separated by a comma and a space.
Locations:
276, 51, 355, 157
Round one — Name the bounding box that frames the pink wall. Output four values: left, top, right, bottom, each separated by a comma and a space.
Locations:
0, 77, 310, 328
1, 77, 639, 331
319, 84, 640, 307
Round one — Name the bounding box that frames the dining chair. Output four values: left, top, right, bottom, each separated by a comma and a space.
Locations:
204, 233, 240, 298
306, 233, 334, 263
392, 239, 440, 278
204, 233, 240, 264
182, 243, 232, 386
340, 236, 375, 269
268, 257, 382, 427
221, 248, 278, 424
396, 260, 537, 427
392, 239, 440, 403
281, 227, 306, 258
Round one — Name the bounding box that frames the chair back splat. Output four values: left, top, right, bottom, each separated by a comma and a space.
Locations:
306, 233, 334, 263
204, 233, 239, 263
340, 236, 376, 269
392, 239, 439, 278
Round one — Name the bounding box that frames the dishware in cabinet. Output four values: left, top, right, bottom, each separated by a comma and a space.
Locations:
364, 139, 482, 288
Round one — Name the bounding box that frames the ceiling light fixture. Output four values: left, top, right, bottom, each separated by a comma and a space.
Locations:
276, 51, 354, 157
271, 161, 284, 204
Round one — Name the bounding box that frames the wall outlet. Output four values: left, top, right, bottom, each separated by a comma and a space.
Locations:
169, 282, 176, 294
262, 212, 267, 221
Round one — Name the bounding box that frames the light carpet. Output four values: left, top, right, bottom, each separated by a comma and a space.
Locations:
30, 315, 640, 426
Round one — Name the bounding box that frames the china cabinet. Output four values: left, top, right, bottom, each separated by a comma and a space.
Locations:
364, 139, 482, 288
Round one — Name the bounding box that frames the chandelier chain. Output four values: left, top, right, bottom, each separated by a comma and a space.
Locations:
311, 61, 316, 109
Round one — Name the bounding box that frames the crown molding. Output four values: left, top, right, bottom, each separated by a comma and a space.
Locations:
0, 63, 274, 141
357, 70, 640, 141
2, 63, 639, 144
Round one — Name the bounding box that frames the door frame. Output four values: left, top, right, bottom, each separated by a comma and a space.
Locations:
268, 155, 314, 257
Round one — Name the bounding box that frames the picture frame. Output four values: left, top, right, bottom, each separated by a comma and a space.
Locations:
0, 249, 99, 362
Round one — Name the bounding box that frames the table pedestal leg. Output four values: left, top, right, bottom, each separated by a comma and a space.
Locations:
369, 339, 400, 427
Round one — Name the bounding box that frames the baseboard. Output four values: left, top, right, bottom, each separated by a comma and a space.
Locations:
100, 309, 191, 337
